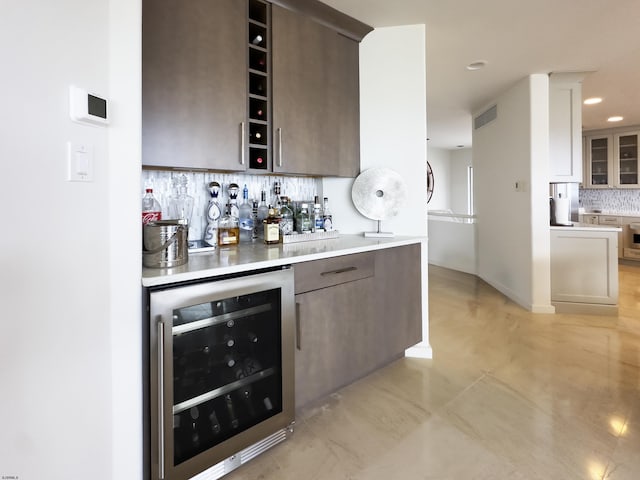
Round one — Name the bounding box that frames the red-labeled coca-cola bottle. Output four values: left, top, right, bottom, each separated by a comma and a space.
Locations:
142, 188, 162, 225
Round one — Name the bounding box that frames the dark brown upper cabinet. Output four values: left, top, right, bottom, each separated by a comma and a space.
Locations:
142, 0, 372, 175
271, 5, 361, 177
142, 0, 248, 171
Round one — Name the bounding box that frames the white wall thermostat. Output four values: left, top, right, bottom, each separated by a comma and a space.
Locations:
69, 85, 109, 126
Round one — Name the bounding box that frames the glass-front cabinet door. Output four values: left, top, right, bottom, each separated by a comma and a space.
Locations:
615, 132, 640, 187
586, 135, 613, 188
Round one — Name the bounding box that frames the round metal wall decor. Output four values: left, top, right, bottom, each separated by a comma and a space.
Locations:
426, 161, 434, 203
351, 167, 407, 220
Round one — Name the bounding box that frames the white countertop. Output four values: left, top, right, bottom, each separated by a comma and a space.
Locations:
142, 234, 427, 287
550, 223, 622, 232
580, 211, 640, 218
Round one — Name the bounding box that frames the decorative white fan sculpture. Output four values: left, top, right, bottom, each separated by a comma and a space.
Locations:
351, 167, 407, 237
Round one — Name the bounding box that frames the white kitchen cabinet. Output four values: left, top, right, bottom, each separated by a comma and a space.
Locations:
550, 227, 619, 307
584, 134, 614, 188
549, 78, 582, 183
614, 132, 640, 187
583, 130, 640, 188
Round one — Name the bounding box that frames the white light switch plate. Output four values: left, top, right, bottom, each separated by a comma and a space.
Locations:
67, 141, 94, 182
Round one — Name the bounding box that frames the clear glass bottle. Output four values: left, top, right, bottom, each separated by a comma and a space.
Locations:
279, 196, 294, 236
296, 203, 312, 233
167, 174, 194, 227
204, 181, 221, 247
238, 184, 253, 243
217, 204, 239, 246
323, 197, 333, 231
228, 183, 240, 219
312, 203, 324, 232
257, 190, 270, 223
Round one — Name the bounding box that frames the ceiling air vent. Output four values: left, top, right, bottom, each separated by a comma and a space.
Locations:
474, 105, 497, 130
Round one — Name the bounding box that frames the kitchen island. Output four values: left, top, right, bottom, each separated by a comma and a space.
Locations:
550, 224, 621, 314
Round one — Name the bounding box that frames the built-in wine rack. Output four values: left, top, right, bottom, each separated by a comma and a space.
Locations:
247, 0, 271, 170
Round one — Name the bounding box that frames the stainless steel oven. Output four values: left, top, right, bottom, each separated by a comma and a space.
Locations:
627, 223, 640, 249
145, 266, 295, 480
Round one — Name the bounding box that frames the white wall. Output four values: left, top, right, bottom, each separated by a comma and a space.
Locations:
322, 25, 428, 237
450, 148, 473, 214
473, 74, 553, 312
0, 1, 142, 479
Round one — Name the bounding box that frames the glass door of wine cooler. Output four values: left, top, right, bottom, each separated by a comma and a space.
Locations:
148, 267, 295, 480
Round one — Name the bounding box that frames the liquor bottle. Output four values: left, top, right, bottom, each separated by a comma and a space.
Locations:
323, 197, 333, 231
141, 188, 162, 225
228, 183, 240, 219
270, 182, 281, 210
217, 204, 239, 246
251, 200, 259, 240
257, 191, 269, 224
238, 184, 254, 243
204, 181, 221, 247
313, 203, 324, 232
263, 208, 280, 244
167, 174, 194, 227
279, 196, 294, 236
296, 203, 312, 233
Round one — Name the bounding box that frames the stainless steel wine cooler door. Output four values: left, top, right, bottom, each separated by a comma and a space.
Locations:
149, 267, 295, 480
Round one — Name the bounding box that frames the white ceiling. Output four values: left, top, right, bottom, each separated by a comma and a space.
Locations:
322, 0, 640, 149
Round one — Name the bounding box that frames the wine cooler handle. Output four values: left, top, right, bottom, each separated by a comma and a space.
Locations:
240, 122, 246, 165
277, 128, 283, 167
320, 266, 357, 276
295, 302, 301, 350
157, 319, 166, 480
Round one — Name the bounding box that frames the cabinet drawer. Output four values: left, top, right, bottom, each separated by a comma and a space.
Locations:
294, 252, 375, 294
599, 215, 620, 226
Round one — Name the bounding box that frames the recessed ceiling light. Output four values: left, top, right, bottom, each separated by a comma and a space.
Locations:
608, 116, 624, 122
456, 145, 465, 148
466, 60, 487, 71
583, 97, 602, 105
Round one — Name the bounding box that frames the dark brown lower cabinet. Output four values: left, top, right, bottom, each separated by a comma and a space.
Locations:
294, 245, 423, 408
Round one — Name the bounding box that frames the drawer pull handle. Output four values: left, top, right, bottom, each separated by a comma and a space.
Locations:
295, 302, 301, 350
320, 266, 357, 276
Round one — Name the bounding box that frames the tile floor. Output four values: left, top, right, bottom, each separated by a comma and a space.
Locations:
226, 263, 640, 479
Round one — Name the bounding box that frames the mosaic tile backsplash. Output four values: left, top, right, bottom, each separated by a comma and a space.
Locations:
579, 188, 640, 214
142, 170, 322, 241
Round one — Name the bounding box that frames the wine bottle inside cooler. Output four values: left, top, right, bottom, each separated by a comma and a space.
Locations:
240, 385, 256, 417
189, 407, 200, 447
209, 409, 221, 435
225, 394, 239, 429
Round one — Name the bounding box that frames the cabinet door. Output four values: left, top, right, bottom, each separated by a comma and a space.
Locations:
272, 5, 360, 177
585, 135, 613, 188
549, 83, 582, 182
614, 132, 640, 187
374, 245, 422, 359
294, 277, 375, 408
142, 0, 247, 171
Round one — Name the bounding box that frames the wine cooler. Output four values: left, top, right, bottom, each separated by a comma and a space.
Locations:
146, 266, 295, 480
